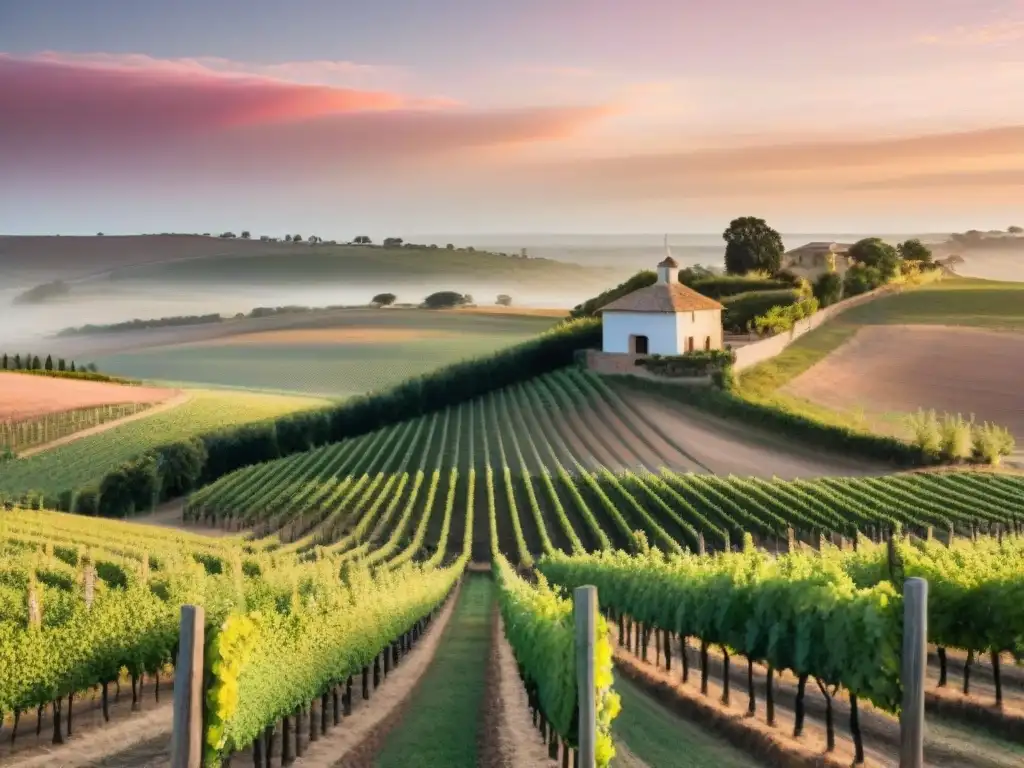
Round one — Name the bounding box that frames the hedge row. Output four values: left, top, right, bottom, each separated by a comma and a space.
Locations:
689, 275, 793, 299
607, 374, 931, 467
34, 318, 603, 518
721, 289, 801, 333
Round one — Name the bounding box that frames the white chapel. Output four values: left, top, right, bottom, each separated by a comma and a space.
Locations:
597, 242, 724, 356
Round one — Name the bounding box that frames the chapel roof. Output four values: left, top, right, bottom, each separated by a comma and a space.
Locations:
597, 281, 724, 313
658, 256, 679, 268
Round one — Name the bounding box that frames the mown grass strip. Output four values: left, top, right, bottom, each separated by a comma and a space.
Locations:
611, 673, 758, 768
373, 574, 494, 768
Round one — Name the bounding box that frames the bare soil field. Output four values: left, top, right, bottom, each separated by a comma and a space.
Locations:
609, 384, 884, 477
0, 373, 176, 421
784, 325, 1024, 441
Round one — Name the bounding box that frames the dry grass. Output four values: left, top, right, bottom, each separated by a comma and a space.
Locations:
0, 373, 176, 421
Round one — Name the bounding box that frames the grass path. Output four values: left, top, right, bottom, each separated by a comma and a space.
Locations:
611, 674, 758, 768
374, 574, 494, 768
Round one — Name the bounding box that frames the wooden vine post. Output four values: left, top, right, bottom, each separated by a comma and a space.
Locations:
574, 585, 597, 768
171, 605, 205, 768
900, 578, 927, 768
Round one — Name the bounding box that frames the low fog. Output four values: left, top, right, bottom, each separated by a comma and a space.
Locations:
0, 279, 594, 350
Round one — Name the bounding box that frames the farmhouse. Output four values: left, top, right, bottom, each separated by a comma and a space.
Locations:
598, 256, 724, 354
781, 241, 853, 281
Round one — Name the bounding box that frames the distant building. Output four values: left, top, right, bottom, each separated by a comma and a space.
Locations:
597, 249, 724, 355
781, 241, 854, 281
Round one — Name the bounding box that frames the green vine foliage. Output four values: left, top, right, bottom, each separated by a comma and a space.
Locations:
841, 534, 1024, 658
493, 553, 620, 767
204, 558, 465, 764
537, 538, 904, 713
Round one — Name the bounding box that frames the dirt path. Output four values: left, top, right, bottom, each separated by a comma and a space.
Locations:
491, 610, 558, 767
17, 392, 191, 458
4, 697, 172, 768
0, 676, 175, 766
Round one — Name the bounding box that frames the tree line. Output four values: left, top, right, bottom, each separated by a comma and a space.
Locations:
1, 354, 96, 374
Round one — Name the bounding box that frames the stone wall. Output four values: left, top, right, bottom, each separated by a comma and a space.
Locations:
732, 283, 904, 372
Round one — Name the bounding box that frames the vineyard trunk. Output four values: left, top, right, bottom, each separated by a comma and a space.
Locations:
746, 658, 755, 715
766, 665, 775, 726
850, 693, 864, 764
793, 673, 808, 737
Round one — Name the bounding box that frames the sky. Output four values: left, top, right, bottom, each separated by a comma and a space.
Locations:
2, 0, 1024, 237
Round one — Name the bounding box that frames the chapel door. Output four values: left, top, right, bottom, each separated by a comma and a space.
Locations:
633, 335, 649, 355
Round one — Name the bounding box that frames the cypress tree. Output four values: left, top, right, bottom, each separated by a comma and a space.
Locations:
58, 358, 66, 372
1, 353, 7, 369
32, 355, 41, 370
44, 355, 53, 371
14, 354, 21, 369
70, 361, 76, 372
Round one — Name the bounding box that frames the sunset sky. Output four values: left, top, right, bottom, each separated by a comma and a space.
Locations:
2, 0, 1024, 236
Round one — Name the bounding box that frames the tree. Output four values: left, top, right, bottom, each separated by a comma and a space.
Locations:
44, 354, 53, 371
383, 237, 404, 248
241, 231, 251, 239
813, 272, 843, 307
1009, 225, 1023, 235
843, 264, 883, 297
463, 294, 474, 305
284, 234, 292, 242
446, 243, 455, 250
31, 356, 41, 370
220, 231, 236, 239
292, 234, 303, 242
70, 361, 76, 372
896, 238, 932, 263
423, 291, 468, 309
496, 294, 513, 306
371, 292, 397, 307
13, 354, 21, 369
849, 237, 900, 280
722, 217, 784, 275
1, 354, 6, 369
58, 358, 66, 372
353, 235, 372, 245
97, 232, 104, 236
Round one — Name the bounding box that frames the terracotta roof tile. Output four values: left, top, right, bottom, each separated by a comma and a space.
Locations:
658, 256, 679, 267
597, 282, 724, 313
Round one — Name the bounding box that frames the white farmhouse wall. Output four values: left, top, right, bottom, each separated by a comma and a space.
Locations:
676, 309, 723, 351
602, 311, 679, 354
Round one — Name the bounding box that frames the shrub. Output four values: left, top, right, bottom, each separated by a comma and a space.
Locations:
843, 264, 884, 297
635, 349, 736, 378
813, 272, 843, 307
972, 422, 1016, 465
721, 289, 801, 333
752, 297, 819, 336
712, 363, 736, 391
905, 409, 942, 459
939, 413, 974, 462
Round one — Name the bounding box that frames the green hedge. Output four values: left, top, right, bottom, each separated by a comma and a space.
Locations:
607, 374, 931, 467
688, 276, 792, 299
721, 289, 800, 333
48, 318, 602, 517
635, 349, 736, 377
0, 368, 138, 385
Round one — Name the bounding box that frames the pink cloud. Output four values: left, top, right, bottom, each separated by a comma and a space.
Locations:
0, 53, 612, 178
